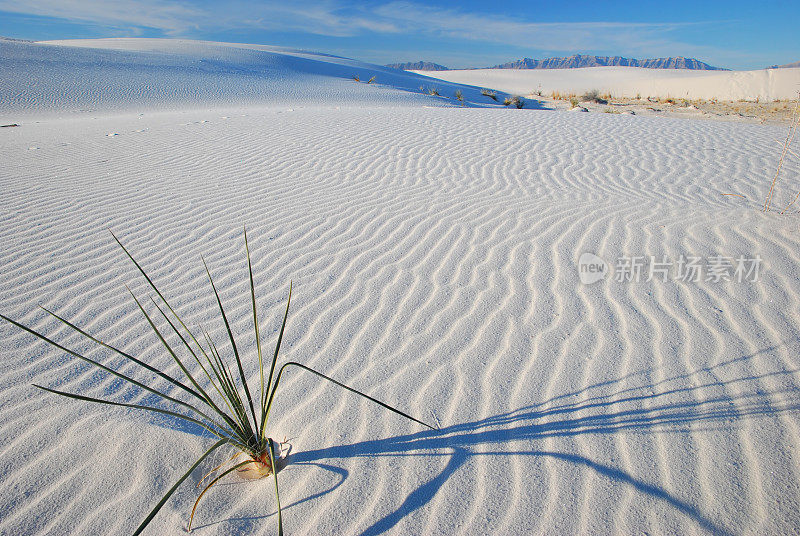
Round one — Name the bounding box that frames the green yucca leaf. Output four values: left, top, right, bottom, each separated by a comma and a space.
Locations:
0, 313, 234, 438
127, 287, 248, 443
133, 438, 228, 536
1, 229, 434, 536
149, 298, 251, 444
40, 306, 199, 401
199, 328, 242, 418
202, 258, 259, 436
268, 437, 284, 536
202, 329, 241, 410
265, 361, 435, 430
111, 231, 236, 415
260, 282, 291, 439
149, 298, 224, 402
244, 228, 267, 430
33, 385, 233, 444
188, 459, 253, 530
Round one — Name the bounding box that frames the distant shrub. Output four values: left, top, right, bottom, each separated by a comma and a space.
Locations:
481, 89, 498, 101
570, 96, 579, 108
582, 89, 600, 101
367, 76, 376, 84
353, 75, 360, 82
511, 96, 525, 109
503, 97, 512, 106
455, 89, 464, 102
581, 89, 608, 104
427, 87, 440, 96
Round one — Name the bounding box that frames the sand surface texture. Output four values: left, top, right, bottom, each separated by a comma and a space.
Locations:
1, 39, 800, 535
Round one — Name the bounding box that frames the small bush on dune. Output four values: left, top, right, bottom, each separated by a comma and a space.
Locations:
353, 75, 360, 82
0, 230, 433, 535
481, 89, 498, 101
581, 89, 608, 104
570, 96, 580, 108
427, 87, 440, 96
502, 96, 525, 109
455, 89, 464, 103
367, 76, 376, 84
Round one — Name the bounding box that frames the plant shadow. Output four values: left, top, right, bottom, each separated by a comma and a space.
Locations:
278, 346, 800, 536
161, 345, 800, 535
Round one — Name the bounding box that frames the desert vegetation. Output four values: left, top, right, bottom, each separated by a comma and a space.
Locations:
0, 230, 432, 535
481, 88, 498, 101
763, 95, 800, 212
581, 89, 608, 104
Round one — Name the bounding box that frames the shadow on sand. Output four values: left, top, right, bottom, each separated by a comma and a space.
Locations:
193, 347, 800, 535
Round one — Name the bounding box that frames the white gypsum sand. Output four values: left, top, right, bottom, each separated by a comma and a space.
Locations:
1, 38, 800, 535
413, 66, 800, 101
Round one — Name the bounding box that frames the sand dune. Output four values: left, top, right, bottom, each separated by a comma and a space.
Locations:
414, 66, 800, 101
1, 39, 800, 535
0, 38, 506, 116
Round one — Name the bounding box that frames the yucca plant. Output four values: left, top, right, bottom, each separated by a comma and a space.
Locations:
480, 88, 498, 102
0, 230, 433, 535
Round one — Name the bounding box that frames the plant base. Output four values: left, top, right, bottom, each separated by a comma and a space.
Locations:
236, 440, 282, 480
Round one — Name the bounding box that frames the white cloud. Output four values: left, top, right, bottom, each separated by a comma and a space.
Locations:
0, 0, 203, 33
0, 0, 734, 63
371, 2, 717, 55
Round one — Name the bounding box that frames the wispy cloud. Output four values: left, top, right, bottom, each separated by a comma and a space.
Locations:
371, 2, 705, 53
0, 0, 734, 62
0, 0, 203, 34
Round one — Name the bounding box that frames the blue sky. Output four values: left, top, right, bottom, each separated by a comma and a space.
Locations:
0, 0, 797, 69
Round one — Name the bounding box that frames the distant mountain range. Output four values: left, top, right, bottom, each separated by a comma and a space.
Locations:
385, 61, 449, 71
767, 60, 800, 69
388, 54, 726, 71
491, 55, 726, 70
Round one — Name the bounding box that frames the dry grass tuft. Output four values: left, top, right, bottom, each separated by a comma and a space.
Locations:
481, 88, 498, 101
764, 94, 800, 212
